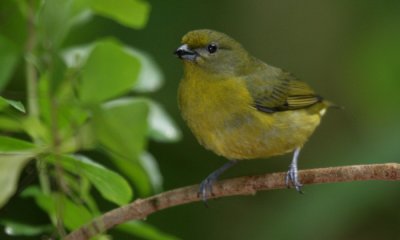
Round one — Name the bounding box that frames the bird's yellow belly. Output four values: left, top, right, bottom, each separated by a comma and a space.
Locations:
186, 109, 321, 160
212, 110, 321, 159
178, 73, 322, 160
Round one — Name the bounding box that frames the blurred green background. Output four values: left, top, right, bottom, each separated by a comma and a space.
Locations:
130, 1, 400, 239
4, 0, 400, 239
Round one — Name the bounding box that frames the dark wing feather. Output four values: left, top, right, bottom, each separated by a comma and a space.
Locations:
246, 66, 323, 113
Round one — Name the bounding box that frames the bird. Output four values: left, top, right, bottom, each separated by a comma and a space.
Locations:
174, 29, 331, 202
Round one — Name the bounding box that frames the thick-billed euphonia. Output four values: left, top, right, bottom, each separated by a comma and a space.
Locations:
175, 29, 331, 202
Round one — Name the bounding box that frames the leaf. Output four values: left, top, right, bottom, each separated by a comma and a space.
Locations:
92, 235, 112, 240
0, 116, 23, 132
38, 0, 92, 48
108, 152, 163, 197
110, 153, 153, 197
12, 0, 28, 18
46, 154, 133, 205
89, 0, 150, 29
63, 43, 162, 93
0, 35, 20, 91
0, 136, 36, 151
0, 136, 36, 209
70, 0, 93, 26
62, 44, 94, 69
38, 0, 74, 48
62, 170, 100, 214
139, 152, 163, 192
0, 96, 26, 113
22, 187, 93, 230
0, 220, 53, 236
47, 53, 67, 95
117, 221, 180, 240
5, 99, 25, 113
0, 1, 27, 47
147, 100, 181, 142
0, 153, 36, 209
124, 47, 163, 92
22, 116, 52, 147
37, 71, 90, 152
93, 97, 149, 159
80, 39, 141, 104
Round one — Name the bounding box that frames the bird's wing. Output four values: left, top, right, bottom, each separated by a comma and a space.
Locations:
246, 68, 323, 113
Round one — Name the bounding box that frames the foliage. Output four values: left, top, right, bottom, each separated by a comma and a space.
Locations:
0, 0, 180, 238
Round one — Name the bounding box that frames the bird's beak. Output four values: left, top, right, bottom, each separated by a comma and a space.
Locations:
174, 44, 198, 61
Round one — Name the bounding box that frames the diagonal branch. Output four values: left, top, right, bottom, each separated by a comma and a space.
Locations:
64, 163, 400, 240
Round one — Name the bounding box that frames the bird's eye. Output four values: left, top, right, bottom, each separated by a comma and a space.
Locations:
207, 44, 218, 54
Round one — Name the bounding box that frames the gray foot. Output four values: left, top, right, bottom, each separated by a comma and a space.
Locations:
198, 160, 237, 204
285, 147, 303, 193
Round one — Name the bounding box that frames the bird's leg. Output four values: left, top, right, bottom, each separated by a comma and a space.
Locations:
285, 147, 303, 193
199, 160, 237, 204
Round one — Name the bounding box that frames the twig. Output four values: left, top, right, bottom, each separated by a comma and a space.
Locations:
64, 163, 400, 240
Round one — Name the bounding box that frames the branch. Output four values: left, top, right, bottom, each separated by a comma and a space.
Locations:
64, 163, 400, 240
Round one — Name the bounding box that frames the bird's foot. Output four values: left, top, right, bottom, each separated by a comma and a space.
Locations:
198, 175, 217, 206
285, 162, 303, 193
198, 160, 237, 205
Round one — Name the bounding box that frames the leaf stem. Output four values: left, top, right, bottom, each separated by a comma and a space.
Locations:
25, 0, 38, 119
25, 0, 50, 195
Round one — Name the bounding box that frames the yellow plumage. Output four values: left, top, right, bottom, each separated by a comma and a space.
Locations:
179, 62, 325, 160
175, 29, 330, 198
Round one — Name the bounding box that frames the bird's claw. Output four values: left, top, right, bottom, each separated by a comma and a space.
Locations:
285, 163, 303, 193
198, 160, 237, 206
198, 177, 215, 206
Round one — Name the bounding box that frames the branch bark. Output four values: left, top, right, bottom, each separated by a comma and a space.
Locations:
64, 163, 400, 240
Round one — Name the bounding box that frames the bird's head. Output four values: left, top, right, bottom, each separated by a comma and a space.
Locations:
175, 29, 253, 75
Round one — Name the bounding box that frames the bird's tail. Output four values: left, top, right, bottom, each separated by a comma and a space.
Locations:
324, 100, 344, 110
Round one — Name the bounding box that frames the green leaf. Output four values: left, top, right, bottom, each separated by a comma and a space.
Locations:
0, 116, 23, 132
147, 100, 181, 142
93, 97, 149, 159
5, 99, 25, 113
70, 0, 93, 26
48, 53, 68, 95
13, 0, 29, 18
110, 153, 153, 197
0, 153, 36, 209
110, 152, 164, 197
80, 39, 141, 104
139, 152, 163, 193
62, 44, 94, 69
37, 71, 90, 152
92, 235, 112, 240
111, 152, 163, 196
0, 1, 27, 47
0, 35, 20, 91
89, 0, 150, 29
63, 44, 162, 93
38, 0, 74, 48
117, 221, 180, 240
1, 220, 53, 236
46, 154, 133, 205
22, 187, 93, 230
0, 136, 35, 151
38, 0, 92, 48
0, 136, 36, 209
22, 115, 51, 145
124, 47, 163, 92
0, 96, 26, 113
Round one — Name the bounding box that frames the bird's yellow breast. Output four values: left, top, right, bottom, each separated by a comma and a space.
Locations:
178, 64, 322, 160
